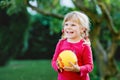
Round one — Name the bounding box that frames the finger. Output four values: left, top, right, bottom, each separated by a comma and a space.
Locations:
74, 62, 77, 65
69, 62, 74, 67
60, 68, 63, 72
63, 66, 73, 71
64, 66, 72, 69
56, 61, 61, 68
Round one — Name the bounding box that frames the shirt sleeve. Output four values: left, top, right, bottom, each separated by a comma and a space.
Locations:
51, 40, 61, 71
80, 44, 94, 76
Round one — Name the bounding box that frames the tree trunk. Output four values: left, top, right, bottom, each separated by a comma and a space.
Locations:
92, 39, 119, 80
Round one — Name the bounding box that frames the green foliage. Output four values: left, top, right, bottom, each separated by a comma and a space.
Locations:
104, 0, 111, 4
0, 7, 30, 65
14, 14, 61, 59
37, 0, 60, 13
7, 0, 25, 15
0, 0, 26, 15
30, 14, 50, 27
50, 18, 62, 35
112, 12, 120, 31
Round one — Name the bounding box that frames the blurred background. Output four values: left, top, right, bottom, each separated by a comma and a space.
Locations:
0, 0, 120, 80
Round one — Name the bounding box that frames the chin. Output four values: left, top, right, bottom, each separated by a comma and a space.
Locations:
67, 37, 74, 39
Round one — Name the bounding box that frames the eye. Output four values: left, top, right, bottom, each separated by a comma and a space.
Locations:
71, 24, 76, 26
64, 23, 68, 26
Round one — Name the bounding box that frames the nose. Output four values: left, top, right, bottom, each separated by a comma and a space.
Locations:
66, 24, 72, 29
64, 22, 73, 29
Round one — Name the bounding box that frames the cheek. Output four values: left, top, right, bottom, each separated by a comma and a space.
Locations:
76, 28, 81, 33
63, 27, 66, 31
79, 28, 83, 34
74, 29, 80, 35
77, 31, 81, 35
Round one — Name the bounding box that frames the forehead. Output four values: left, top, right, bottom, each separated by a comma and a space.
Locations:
64, 14, 81, 25
64, 21, 78, 25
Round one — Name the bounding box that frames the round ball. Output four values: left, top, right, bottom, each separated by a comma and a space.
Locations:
57, 50, 77, 68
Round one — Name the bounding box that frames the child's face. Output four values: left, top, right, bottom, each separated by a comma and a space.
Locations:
63, 21, 82, 41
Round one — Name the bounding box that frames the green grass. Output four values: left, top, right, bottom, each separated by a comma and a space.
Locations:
0, 60, 120, 80
0, 60, 57, 80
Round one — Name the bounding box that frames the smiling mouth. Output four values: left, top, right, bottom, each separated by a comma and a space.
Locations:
66, 31, 74, 34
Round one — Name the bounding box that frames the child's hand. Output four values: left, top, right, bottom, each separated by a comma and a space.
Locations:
56, 61, 63, 72
63, 62, 80, 72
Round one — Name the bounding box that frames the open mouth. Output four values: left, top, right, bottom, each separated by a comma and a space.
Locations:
66, 31, 74, 34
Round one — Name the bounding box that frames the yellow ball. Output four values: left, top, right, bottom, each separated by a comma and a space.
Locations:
57, 50, 77, 68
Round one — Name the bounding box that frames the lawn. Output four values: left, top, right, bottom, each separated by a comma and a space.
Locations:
0, 60, 120, 80
0, 60, 57, 80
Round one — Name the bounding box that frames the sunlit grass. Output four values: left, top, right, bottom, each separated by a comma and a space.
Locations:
0, 60, 57, 80
0, 60, 120, 80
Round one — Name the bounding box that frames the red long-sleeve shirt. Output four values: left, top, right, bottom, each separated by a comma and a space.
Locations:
51, 39, 93, 80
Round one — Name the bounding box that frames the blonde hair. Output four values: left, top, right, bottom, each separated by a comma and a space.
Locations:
62, 11, 90, 41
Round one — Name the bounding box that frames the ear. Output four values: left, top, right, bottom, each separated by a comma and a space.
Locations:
82, 27, 86, 31
62, 29, 64, 33
80, 27, 85, 33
